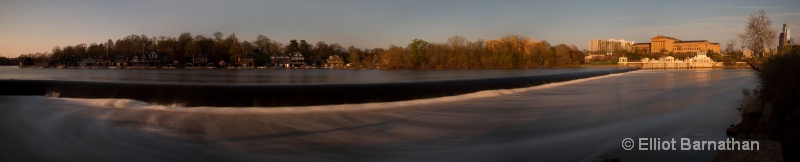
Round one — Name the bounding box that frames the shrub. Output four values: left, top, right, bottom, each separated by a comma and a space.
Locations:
756, 45, 800, 109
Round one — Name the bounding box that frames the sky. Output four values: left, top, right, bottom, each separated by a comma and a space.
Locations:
1, 0, 798, 57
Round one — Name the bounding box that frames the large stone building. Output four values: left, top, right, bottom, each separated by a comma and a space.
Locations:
632, 35, 720, 54
590, 38, 634, 54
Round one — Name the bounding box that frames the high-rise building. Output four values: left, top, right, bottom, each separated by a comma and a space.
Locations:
590, 38, 634, 54
778, 23, 791, 52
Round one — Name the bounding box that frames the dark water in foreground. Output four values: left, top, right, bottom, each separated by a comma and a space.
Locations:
0, 68, 634, 107
0, 69, 755, 161
0, 68, 609, 84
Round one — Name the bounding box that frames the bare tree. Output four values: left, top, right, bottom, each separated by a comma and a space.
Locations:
724, 38, 739, 58
738, 10, 777, 57
447, 35, 467, 48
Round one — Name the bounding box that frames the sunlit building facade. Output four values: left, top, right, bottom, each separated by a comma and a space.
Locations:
632, 35, 720, 54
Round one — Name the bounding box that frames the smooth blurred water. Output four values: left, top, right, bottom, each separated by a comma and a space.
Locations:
0, 68, 613, 85
0, 69, 756, 161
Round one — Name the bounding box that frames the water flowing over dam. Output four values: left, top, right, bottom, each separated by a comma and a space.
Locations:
0, 68, 755, 161
0, 68, 636, 107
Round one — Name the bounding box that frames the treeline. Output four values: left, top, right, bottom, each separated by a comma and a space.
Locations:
381, 35, 583, 69
17, 32, 585, 69
0, 56, 18, 65
757, 43, 800, 105
19, 32, 374, 67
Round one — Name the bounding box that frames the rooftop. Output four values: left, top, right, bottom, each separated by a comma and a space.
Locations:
651, 35, 681, 41
677, 40, 709, 43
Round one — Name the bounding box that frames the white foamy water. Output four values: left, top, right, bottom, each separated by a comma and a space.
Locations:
0, 69, 756, 161
56, 70, 630, 113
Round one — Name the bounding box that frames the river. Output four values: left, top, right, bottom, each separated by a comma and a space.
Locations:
0, 68, 755, 161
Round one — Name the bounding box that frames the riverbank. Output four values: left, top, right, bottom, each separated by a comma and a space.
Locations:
585, 64, 750, 69
618, 61, 750, 69
716, 49, 800, 161
713, 90, 796, 161
712, 90, 783, 161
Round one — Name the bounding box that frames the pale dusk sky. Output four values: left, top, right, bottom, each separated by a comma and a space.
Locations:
1, 0, 798, 57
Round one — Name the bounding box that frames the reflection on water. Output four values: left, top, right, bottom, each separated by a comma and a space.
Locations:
0, 69, 755, 161
0, 68, 615, 85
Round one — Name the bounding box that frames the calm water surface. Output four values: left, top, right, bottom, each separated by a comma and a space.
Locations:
0, 68, 755, 161
0, 68, 613, 84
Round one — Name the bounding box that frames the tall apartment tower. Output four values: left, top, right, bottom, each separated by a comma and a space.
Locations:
778, 23, 791, 52
590, 38, 634, 55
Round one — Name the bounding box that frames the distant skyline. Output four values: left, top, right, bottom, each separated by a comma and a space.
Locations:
1, 0, 798, 57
